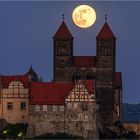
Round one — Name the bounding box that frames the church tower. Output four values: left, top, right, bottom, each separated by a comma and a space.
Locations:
95, 17, 116, 127
53, 17, 73, 82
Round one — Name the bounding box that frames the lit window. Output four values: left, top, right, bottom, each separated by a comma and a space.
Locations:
20, 102, 26, 110
60, 105, 64, 111
77, 84, 80, 88
43, 105, 47, 111
75, 95, 79, 99
7, 102, 13, 110
52, 105, 57, 111
14, 81, 19, 85
35, 105, 40, 111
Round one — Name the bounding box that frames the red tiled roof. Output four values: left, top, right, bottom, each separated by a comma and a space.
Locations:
54, 21, 73, 39
115, 72, 122, 88
73, 56, 96, 67
30, 82, 74, 105
30, 80, 94, 105
2, 75, 29, 88
96, 22, 116, 39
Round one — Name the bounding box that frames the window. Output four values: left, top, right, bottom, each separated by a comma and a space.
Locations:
81, 103, 88, 111
7, 102, 13, 110
22, 115, 25, 119
73, 103, 78, 109
78, 114, 83, 121
35, 105, 40, 111
67, 102, 72, 109
75, 95, 79, 99
20, 102, 26, 110
43, 105, 47, 111
52, 105, 57, 111
56, 114, 60, 120
60, 105, 64, 111
83, 115, 88, 121
47, 105, 52, 111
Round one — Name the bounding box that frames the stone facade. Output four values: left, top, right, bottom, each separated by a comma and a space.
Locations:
27, 102, 97, 138
26, 80, 98, 139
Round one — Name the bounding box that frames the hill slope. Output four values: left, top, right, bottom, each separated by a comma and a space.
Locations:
123, 103, 140, 122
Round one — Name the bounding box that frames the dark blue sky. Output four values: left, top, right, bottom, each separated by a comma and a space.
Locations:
0, 1, 139, 104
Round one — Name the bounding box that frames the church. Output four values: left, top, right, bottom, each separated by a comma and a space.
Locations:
0, 17, 122, 138
53, 18, 122, 126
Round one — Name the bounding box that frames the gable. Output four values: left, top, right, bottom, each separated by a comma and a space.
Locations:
66, 80, 94, 102
8, 81, 24, 88
2, 75, 29, 89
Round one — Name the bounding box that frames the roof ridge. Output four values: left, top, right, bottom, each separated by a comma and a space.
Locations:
73, 56, 96, 57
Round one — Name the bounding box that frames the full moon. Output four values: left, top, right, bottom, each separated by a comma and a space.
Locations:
72, 5, 96, 28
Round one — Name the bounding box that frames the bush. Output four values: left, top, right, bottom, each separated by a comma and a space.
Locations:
0, 123, 28, 139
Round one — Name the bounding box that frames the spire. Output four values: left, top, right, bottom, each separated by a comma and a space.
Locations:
25, 66, 38, 82
96, 18, 116, 40
25, 65, 37, 76
105, 14, 107, 22
26, 65, 33, 74
62, 14, 64, 21
54, 17, 73, 39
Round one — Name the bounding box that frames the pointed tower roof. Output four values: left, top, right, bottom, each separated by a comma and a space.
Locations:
54, 21, 73, 39
25, 65, 37, 76
96, 21, 116, 40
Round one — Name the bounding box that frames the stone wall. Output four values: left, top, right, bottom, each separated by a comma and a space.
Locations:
26, 101, 98, 139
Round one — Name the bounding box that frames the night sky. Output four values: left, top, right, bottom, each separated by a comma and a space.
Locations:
0, 1, 139, 104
